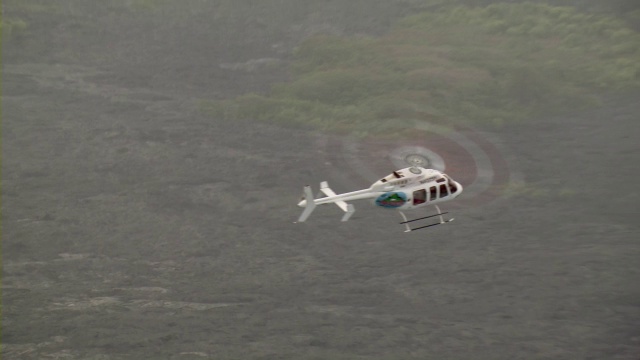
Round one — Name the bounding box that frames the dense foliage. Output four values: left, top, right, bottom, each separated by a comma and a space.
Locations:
206, 3, 640, 131
4, 1, 639, 132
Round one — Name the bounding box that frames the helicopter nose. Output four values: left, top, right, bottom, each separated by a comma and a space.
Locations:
455, 181, 463, 196
298, 199, 307, 207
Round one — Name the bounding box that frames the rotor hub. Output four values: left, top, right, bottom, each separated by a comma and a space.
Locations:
405, 154, 430, 167
389, 146, 445, 171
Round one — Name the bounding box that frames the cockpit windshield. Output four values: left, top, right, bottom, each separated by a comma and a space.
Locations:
442, 174, 458, 194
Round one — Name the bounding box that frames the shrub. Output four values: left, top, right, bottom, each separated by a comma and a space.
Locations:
205, 3, 640, 132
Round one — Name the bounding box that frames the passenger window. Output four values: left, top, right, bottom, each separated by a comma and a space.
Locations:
413, 189, 427, 205
439, 184, 448, 197
429, 186, 437, 200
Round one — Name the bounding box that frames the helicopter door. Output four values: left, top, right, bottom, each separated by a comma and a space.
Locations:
413, 189, 427, 205
429, 186, 437, 201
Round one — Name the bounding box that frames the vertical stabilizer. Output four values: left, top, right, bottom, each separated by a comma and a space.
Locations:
297, 186, 316, 222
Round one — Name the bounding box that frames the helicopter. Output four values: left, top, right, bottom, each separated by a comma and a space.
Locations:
296, 165, 463, 232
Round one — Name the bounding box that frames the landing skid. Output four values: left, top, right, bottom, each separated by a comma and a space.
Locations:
399, 205, 454, 232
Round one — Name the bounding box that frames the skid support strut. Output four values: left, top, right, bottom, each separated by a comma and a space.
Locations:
399, 205, 454, 232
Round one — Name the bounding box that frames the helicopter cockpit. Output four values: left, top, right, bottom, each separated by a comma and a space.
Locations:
442, 174, 459, 194
411, 173, 461, 206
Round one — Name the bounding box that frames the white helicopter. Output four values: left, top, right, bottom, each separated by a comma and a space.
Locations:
296, 165, 463, 232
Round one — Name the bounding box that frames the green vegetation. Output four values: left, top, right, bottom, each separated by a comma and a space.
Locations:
205, 3, 640, 132
5, 0, 638, 133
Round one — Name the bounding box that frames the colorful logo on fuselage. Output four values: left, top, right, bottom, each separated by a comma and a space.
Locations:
375, 192, 407, 208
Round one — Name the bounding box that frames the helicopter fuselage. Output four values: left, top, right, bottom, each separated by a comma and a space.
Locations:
298, 166, 463, 211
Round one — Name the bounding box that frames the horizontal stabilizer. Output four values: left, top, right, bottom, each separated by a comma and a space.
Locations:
296, 181, 360, 223
320, 181, 356, 221
341, 204, 355, 222
319, 181, 349, 212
